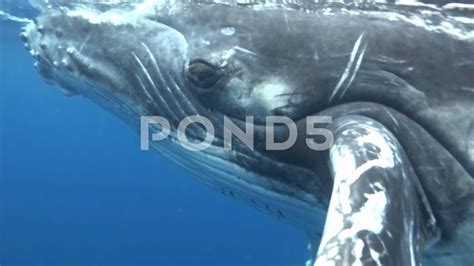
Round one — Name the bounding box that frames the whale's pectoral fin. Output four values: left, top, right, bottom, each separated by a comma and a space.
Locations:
314, 115, 440, 266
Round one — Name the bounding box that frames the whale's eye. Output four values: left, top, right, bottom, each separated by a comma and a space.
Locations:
186, 59, 222, 89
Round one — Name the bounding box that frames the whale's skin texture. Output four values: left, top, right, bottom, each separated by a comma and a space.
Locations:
21, 1, 473, 265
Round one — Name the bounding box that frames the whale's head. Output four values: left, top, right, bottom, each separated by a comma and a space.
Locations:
20, 4, 328, 226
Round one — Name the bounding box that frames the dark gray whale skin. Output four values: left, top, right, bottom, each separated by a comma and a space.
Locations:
21, 1, 473, 265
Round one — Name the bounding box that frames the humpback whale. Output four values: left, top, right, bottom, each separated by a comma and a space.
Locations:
20, 1, 474, 265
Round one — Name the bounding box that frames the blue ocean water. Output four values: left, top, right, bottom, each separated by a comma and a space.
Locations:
0, 14, 307, 266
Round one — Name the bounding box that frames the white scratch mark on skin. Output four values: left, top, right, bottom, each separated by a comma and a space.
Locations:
79, 34, 91, 53
135, 74, 154, 102
220, 46, 257, 68
132, 51, 162, 108
387, 231, 393, 239
468, 122, 474, 161
385, 109, 399, 126
132, 51, 159, 93
409, 219, 416, 266
338, 43, 368, 101
461, 87, 474, 93
233, 46, 257, 56
141, 43, 163, 81
284, 13, 290, 32
329, 33, 366, 103
141, 42, 173, 95
132, 50, 181, 122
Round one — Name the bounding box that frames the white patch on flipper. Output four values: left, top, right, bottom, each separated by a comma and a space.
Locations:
353, 239, 365, 266
317, 123, 397, 265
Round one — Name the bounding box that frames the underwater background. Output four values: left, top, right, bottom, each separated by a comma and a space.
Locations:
0, 2, 307, 265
